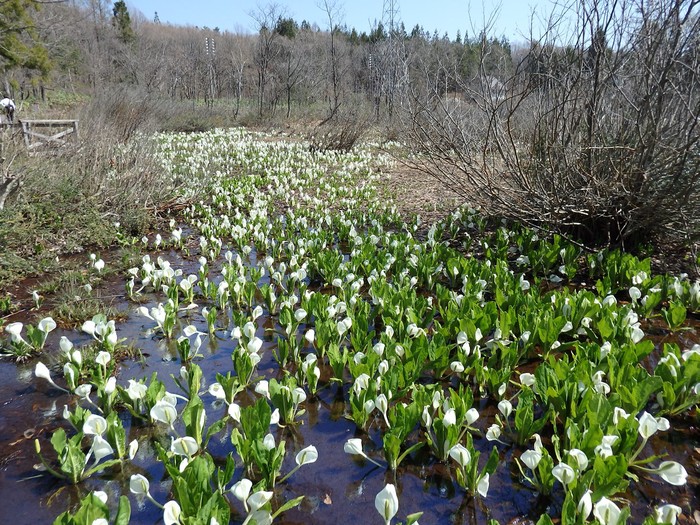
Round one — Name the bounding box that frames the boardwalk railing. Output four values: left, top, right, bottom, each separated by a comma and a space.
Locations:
18, 119, 80, 150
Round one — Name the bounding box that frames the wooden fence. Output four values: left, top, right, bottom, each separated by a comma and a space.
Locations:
20, 120, 79, 150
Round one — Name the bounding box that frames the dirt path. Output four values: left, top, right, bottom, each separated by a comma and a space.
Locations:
381, 163, 465, 230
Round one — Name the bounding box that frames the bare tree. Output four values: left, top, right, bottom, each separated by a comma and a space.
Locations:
221, 35, 251, 118
405, 0, 700, 247
251, 3, 285, 117
318, 0, 343, 120
278, 33, 309, 118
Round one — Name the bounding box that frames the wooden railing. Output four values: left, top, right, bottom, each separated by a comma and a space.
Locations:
15, 119, 80, 150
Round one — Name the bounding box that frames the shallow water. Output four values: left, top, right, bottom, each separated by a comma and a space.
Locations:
1, 311, 698, 525
1, 247, 699, 524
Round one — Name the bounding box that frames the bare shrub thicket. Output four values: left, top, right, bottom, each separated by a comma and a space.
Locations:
406, 0, 700, 247
307, 103, 372, 153
67, 89, 178, 230
2, 88, 178, 237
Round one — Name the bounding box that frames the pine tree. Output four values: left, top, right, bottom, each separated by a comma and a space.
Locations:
0, 0, 52, 79
112, 1, 135, 44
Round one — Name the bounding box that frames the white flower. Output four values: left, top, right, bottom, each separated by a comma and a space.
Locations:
638, 411, 659, 439
520, 449, 542, 470
95, 351, 111, 367
208, 382, 226, 400
654, 504, 682, 524
485, 424, 501, 441
291, 387, 307, 405
373, 342, 385, 356
577, 490, 592, 519
247, 336, 263, 354
228, 403, 241, 422
378, 360, 389, 375
519, 373, 536, 387
613, 407, 629, 425
465, 408, 479, 425
150, 399, 177, 428
450, 361, 465, 373
595, 435, 618, 458
295, 445, 318, 466
163, 500, 182, 525
497, 399, 513, 418
629, 286, 642, 301
344, 438, 364, 456
477, 473, 490, 497
443, 408, 456, 427
656, 461, 687, 486
171, 436, 199, 456
375, 484, 399, 524
90, 435, 114, 464
304, 329, 315, 345
82, 320, 97, 336
352, 374, 370, 395
568, 448, 589, 471
59, 336, 74, 354
34, 362, 66, 392
448, 444, 471, 468
83, 414, 108, 436
254, 380, 269, 398
130, 474, 150, 496
75, 383, 93, 400
630, 325, 645, 343
593, 497, 621, 525
294, 308, 307, 322
262, 433, 276, 451
5, 322, 25, 344
104, 376, 116, 394
247, 490, 273, 512
38, 317, 57, 335
129, 439, 139, 460
421, 406, 432, 428
231, 478, 253, 503
125, 379, 147, 401
552, 462, 576, 485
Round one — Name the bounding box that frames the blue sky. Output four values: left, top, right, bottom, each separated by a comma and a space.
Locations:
126, 1, 558, 42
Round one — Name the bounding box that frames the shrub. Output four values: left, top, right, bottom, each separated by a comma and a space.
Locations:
406, 0, 700, 248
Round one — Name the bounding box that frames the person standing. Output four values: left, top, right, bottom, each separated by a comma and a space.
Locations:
1, 97, 16, 123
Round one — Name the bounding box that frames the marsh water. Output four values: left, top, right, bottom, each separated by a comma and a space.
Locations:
1, 248, 699, 525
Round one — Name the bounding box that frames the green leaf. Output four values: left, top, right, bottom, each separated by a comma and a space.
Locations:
106, 412, 127, 459
50, 428, 67, 455
597, 316, 614, 340
62, 436, 87, 484
536, 514, 554, 525
182, 394, 205, 446
484, 446, 500, 475
114, 496, 132, 525
273, 495, 305, 517
205, 418, 228, 448
82, 459, 122, 479
560, 492, 576, 525
406, 512, 424, 525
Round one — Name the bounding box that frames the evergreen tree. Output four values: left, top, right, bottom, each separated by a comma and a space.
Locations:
0, 0, 52, 81
112, 1, 135, 44
274, 17, 298, 39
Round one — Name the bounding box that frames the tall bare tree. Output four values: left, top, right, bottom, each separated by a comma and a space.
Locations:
251, 3, 284, 116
